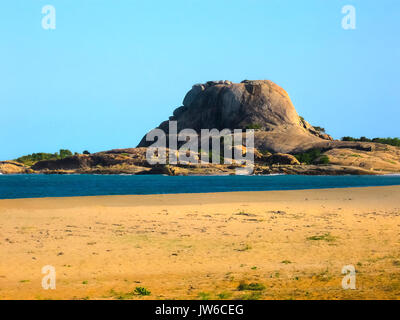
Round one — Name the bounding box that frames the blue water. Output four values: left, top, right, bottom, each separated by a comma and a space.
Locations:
0, 174, 400, 199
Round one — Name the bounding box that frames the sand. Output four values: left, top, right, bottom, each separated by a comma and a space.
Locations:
1, 186, 400, 300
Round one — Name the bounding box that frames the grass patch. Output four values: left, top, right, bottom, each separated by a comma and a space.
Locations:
281, 260, 292, 264
109, 286, 151, 300
19, 280, 30, 283
217, 292, 232, 299
294, 149, 330, 165
236, 292, 262, 300
314, 269, 333, 282
306, 233, 336, 242
198, 292, 212, 300
109, 289, 135, 300
237, 282, 265, 291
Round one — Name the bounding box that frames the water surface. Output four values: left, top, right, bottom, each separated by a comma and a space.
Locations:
1, 174, 400, 199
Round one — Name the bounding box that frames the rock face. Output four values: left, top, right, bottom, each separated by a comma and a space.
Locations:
0, 161, 32, 174
138, 80, 333, 153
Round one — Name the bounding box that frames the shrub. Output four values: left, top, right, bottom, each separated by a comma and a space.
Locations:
134, 286, 151, 296
237, 282, 266, 291
15, 149, 75, 166
245, 123, 262, 130
313, 126, 326, 133
342, 136, 356, 141
317, 155, 330, 165
59, 149, 73, 158
294, 149, 329, 165
341, 136, 400, 147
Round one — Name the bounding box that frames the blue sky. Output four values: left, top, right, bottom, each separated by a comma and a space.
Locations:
0, 0, 399, 160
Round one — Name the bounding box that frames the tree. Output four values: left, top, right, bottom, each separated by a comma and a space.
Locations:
83, 150, 91, 155
59, 149, 73, 159
313, 126, 326, 133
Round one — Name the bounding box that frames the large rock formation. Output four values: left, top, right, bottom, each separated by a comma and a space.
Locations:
138, 80, 333, 153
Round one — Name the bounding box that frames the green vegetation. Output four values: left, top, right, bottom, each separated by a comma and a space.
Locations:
134, 286, 151, 296
109, 289, 135, 300
199, 149, 225, 164
108, 286, 151, 299
313, 126, 326, 133
299, 116, 326, 133
237, 292, 262, 300
217, 292, 232, 299
306, 233, 336, 242
315, 269, 333, 282
198, 292, 212, 300
281, 260, 292, 264
245, 123, 262, 130
342, 136, 400, 147
15, 149, 74, 166
237, 282, 266, 291
294, 149, 330, 165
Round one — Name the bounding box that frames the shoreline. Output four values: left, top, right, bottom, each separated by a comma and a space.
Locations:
0, 184, 400, 202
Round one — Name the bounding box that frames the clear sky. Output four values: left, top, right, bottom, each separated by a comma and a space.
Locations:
0, 0, 399, 160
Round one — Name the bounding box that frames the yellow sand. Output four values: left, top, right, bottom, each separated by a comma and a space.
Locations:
1, 186, 400, 300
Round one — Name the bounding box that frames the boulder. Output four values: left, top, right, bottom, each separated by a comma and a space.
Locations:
182, 84, 205, 107
137, 80, 333, 152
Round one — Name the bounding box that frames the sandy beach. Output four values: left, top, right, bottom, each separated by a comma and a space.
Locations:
1, 186, 400, 300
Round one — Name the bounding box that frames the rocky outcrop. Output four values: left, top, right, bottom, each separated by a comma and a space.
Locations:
0, 161, 32, 174
253, 164, 378, 176
138, 80, 333, 153
31, 148, 150, 172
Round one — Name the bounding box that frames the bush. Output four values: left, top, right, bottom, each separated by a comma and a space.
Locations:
15, 149, 75, 166
237, 282, 266, 291
317, 155, 330, 164
59, 149, 73, 159
313, 126, 326, 133
134, 287, 151, 296
341, 136, 400, 147
372, 137, 400, 147
342, 136, 357, 142
294, 149, 330, 165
